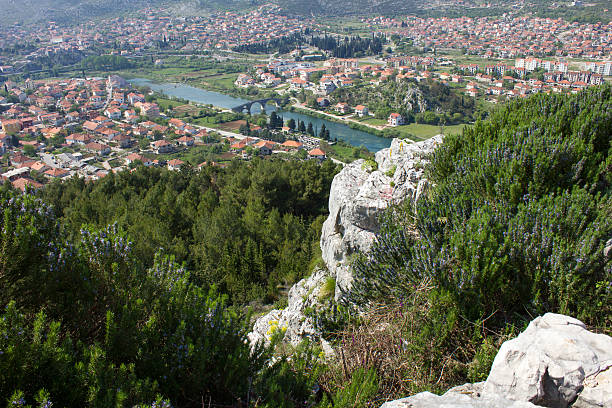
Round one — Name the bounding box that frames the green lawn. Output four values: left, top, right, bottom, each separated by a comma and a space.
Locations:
155, 97, 186, 111
386, 123, 466, 140
358, 116, 387, 126
202, 73, 239, 90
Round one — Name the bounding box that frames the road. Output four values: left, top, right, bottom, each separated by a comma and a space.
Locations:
292, 101, 387, 131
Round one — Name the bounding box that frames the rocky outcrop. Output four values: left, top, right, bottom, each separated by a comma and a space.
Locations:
247, 268, 331, 347
249, 136, 443, 348
381, 313, 612, 408
381, 383, 538, 408
322, 136, 443, 295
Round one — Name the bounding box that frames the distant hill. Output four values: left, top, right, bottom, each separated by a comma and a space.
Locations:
269, 0, 419, 16
0, 0, 425, 26
0, 0, 255, 26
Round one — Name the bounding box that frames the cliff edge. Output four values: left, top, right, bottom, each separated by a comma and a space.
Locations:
248, 136, 443, 346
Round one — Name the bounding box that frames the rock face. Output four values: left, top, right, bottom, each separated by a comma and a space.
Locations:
247, 268, 331, 347
249, 136, 443, 347
381, 313, 612, 408
321, 136, 443, 296
381, 383, 538, 408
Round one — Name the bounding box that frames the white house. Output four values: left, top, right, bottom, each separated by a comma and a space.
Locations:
388, 113, 404, 127
354, 105, 369, 117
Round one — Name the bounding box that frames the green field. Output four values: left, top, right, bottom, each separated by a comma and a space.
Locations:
358, 116, 387, 126
387, 123, 466, 140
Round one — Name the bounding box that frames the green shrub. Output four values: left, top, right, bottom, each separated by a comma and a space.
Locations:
318, 277, 336, 300
0, 189, 321, 407
336, 86, 612, 404
361, 159, 378, 172
351, 85, 612, 329
329, 368, 379, 408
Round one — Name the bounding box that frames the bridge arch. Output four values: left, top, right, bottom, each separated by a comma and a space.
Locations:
231, 98, 284, 114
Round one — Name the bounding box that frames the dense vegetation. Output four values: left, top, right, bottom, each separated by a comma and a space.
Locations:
1, 86, 610, 407
326, 85, 611, 402
329, 79, 478, 124
0, 157, 340, 407
234, 33, 384, 58
39, 159, 339, 305
0, 189, 325, 407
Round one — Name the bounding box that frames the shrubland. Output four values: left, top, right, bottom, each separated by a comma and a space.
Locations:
318, 85, 612, 404
1, 86, 610, 407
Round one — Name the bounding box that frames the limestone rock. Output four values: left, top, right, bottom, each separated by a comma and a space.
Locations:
321, 136, 443, 296
483, 313, 612, 408
381, 382, 537, 408
248, 268, 330, 347
604, 238, 612, 259
250, 137, 443, 348
381, 313, 612, 408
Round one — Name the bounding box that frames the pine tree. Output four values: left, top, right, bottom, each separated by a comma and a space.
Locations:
287, 118, 296, 131
307, 122, 314, 136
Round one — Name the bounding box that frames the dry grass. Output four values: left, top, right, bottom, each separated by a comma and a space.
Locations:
319, 280, 489, 405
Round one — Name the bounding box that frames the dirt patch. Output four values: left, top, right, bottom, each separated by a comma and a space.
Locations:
218, 120, 246, 131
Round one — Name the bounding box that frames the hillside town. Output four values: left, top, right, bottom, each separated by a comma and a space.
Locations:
0, 75, 329, 191
234, 53, 609, 131
0, 5, 309, 74
365, 15, 612, 58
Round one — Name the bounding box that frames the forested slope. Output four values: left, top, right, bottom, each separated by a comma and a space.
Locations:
39, 158, 339, 304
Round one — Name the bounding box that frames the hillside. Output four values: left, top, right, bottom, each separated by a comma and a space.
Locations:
0, 0, 254, 26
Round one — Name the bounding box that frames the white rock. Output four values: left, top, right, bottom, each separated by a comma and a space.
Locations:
484, 313, 612, 408
250, 136, 444, 347
248, 268, 330, 347
381, 313, 612, 408
381, 383, 537, 408
321, 136, 443, 296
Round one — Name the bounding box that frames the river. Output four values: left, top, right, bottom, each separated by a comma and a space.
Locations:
129, 78, 391, 152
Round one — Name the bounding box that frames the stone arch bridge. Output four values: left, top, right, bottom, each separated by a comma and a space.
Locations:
231, 98, 285, 114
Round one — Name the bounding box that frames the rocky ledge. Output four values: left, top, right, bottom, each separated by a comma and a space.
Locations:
248, 136, 443, 347
321, 135, 443, 296
381, 313, 612, 408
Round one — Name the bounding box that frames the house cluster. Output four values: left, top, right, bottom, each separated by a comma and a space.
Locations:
0, 73, 333, 191
0, 75, 215, 189
0, 5, 310, 72
365, 15, 612, 59
242, 56, 441, 96
228, 135, 326, 161
456, 57, 605, 96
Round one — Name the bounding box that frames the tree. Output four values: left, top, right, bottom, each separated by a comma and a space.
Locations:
287, 118, 296, 131
320, 124, 327, 140
298, 120, 306, 133
22, 145, 36, 157
307, 122, 314, 136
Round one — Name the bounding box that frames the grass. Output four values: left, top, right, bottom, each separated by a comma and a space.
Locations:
155, 97, 185, 111
201, 74, 239, 90
324, 143, 359, 163
385, 123, 466, 140
318, 277, 337, 300
358, 116, 387, 126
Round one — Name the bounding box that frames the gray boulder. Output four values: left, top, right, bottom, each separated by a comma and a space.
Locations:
247, 268, 330, 347
381, 383, 537, 408
381, 313, 612, 408
483, 313, 612, 408
249, 137, 444, 348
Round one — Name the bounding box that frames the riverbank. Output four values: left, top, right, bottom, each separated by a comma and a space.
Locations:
288, 104, 466, 140
116, 69, 283, 102
127, 78, 392, 152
